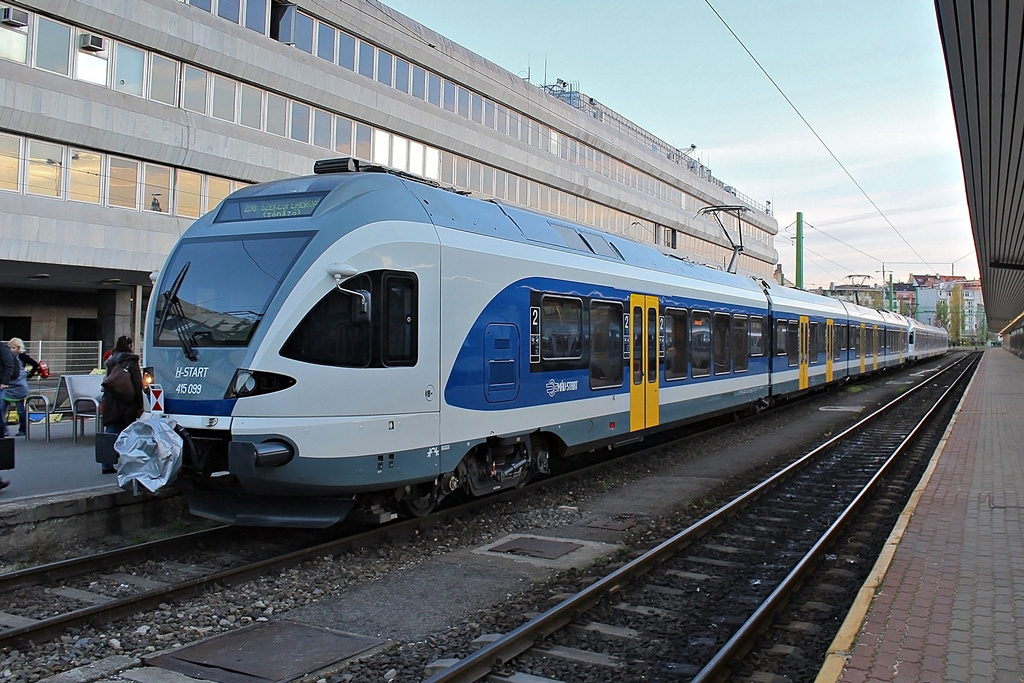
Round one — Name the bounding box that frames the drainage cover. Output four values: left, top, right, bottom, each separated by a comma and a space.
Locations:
587, 516, 637, 531
491, 536, 583, 559
147, 620, 383, 683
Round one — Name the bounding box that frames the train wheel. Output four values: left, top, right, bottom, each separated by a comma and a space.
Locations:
403, 482, 438, 517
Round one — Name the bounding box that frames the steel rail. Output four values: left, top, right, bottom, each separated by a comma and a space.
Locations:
692, 352, 979, 681
420, 353, 977, 683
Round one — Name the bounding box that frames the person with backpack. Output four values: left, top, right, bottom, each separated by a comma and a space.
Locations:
4, 338, 40, 437
0, 340, 17, 490
100, 335, 144, 474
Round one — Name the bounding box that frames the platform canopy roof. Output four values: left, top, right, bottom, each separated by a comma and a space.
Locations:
935, 0, 1024, 332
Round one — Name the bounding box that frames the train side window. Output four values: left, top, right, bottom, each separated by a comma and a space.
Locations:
281, 274, 372, 368
774, 319, 788, 356
787, 321, 799, 367
833, 323, 843, 360
749, 316, 764, 357
808, 322, 819, 364
589, 301, 623, 389
663, 308, 688, 381
382, 274, 417, 366
713, 312, 731, 375
733, 315, 749, 372
691, 310, 711, 378
541, 296, 583, 361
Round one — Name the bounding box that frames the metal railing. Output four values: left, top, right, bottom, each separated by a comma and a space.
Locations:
20, 341, 104, 377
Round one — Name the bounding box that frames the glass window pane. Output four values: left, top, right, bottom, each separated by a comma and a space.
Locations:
176, 169, 202, 218
217, 0, 240, 23
316, 22, 335, 62
312, 109, 331, 148
211, 74, 236, 121
207, 176, 232, 211
408, 141, 423, 176
590, 301, 623, 389
68, 150, 101, 203
113, 43, 145, 96
149, 54, 177, 105
244, 0, 267, 33
0, 22, 28, 63
442, 80, 455, 112
427, 72, 441, 106
691, 311, 711, 377
372, 129, 389, 165
145, 164, 171, 213
733, 316, 749, 372
471, 94, 483, 123
293, 12, 313, 53
355, 123, 371, 159
266, 93, 287, 136
239, 83, 262, 128
383, 274, 417, 365
35, 17, 71, 75
394, 58, 409, 93
456, 86, 469, 117
391, 135, 407, 171
26, 140, 62, 198
183, 65, 208, 113
424, 147, 439, 181
0, 133, 21, 192
188, 0, 211, 11
108, 157, 139, 209
357, 40, 374, 78
411, 65, 425, 99
75, 32, 108, 85
335, 116, 353, 154
541, 297, 583, 360
337, 31, 355, 70
290, 101, 310, 142
376, 50, 392, 86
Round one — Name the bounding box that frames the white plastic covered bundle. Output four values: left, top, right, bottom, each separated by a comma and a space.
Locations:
113, 417, 183, 492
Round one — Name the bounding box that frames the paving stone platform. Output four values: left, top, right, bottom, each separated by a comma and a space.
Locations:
818, 349, 1024, 682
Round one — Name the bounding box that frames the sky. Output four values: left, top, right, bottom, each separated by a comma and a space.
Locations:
379, 0, 978, 289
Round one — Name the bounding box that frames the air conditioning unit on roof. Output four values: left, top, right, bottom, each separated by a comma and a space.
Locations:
79, 33, 105, 51
1, 7, 29, 27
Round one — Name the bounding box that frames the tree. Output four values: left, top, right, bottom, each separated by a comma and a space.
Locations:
935, 299, 949, 332
950, 284, 964, 345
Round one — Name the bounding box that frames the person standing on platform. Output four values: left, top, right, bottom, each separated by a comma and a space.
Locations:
5, 338, 40, 437
100, 335, 144, 474
0, 340, 17, 490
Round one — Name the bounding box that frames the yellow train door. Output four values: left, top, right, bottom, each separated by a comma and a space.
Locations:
629, 294, 660, 432
799, 316, 809, 390
826, 319, 834, 382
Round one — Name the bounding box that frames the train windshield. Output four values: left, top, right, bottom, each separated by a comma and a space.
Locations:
153, 231, 313, 349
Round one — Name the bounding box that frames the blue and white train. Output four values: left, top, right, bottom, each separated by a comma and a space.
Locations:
143, 158, 948, 527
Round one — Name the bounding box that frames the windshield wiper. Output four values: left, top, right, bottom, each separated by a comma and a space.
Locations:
155, 261, 198, 361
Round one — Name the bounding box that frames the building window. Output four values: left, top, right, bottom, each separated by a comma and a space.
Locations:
113, 43, 145, 96
316, 22, 335, 62
144, 164, 171, 213
149, 54, 177, 105
207, 176, 232, 210
0, 12, 28, 64
182, 65, 208, 113
69, 150, 102, 204
108, 157, 139, 209
74, 31, 108, 86
376, 50, 392, 87
34, 17, 71, 76
218, 0, 241, 23
211, 74, 236, 122
266, 93, 287, 136
357, 40, 374, 78
355, 123, 371, 160
26, 140, 63, 198
239, 83, 262, 128
0, 133, 21, 192
293, 11, 313, 53
290, 101, 310, 143
244, 0, 267, 33
394, 58, 409, 93
335, 116, 353, 155
337, 31, 355, 70
312, 109, 332, 149
176, 169, 203, 218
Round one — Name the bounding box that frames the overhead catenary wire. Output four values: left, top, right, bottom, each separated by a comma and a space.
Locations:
704, 0, 938, 274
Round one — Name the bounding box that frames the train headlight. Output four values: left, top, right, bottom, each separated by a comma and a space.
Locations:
225, 369, 296, 399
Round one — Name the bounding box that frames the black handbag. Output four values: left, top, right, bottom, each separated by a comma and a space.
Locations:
101, 361, 135, 402
0, 437, 13, 470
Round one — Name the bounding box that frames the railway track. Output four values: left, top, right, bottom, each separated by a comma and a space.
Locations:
420, 352, 979, 682
0, 355, 961, 674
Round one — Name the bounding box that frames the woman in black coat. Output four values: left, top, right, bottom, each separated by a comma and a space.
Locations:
100, 335, 145, 473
